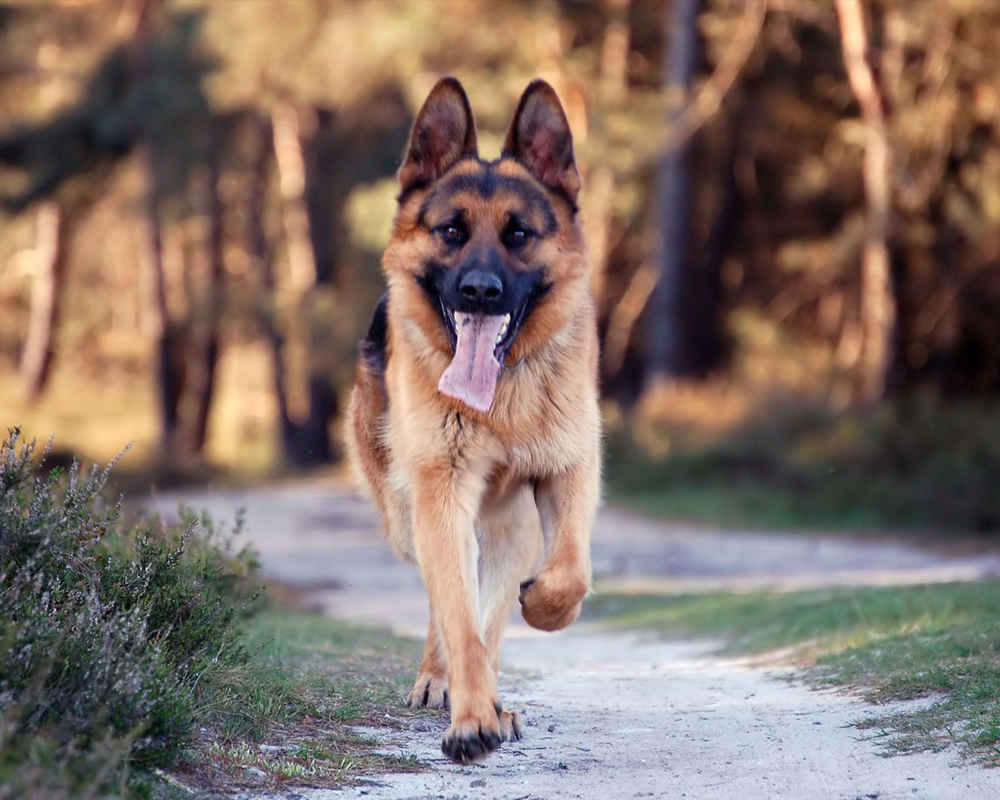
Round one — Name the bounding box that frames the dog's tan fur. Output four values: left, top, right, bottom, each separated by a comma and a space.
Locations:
345, 77, 600, 763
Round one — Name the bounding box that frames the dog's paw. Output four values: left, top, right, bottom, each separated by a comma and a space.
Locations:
405, 673, 449, 710
498, 708, 523, 742
441, 717, 502, 764
441, 699, 513, 764
519, 568, 587, 631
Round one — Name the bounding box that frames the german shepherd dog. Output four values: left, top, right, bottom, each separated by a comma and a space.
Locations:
346, 77, 600, 764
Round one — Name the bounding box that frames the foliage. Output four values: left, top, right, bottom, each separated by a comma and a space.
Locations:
0, 427, 429, 797
1, 1, 999, 545
585, 580, 1000, 760
607, 396, 1000, 533
2, 0, 1000, 473
0, 428, 260, 798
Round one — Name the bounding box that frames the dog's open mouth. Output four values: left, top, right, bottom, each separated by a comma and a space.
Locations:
436, 300, 528, 413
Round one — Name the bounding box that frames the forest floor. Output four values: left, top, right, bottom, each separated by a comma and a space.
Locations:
146, 482, 1000, 800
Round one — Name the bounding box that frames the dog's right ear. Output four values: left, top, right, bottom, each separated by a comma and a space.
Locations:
398, 77, 478, 195
502, 80, 580, 206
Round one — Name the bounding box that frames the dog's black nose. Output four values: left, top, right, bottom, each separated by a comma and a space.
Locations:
459, 269, 503, 305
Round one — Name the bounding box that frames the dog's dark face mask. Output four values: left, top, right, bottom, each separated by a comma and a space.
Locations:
418, 239, 549, 412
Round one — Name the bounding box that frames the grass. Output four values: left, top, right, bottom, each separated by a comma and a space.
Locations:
606, 396, 1000, 534
584, 580, 1000, 762
173, 607, 427, 795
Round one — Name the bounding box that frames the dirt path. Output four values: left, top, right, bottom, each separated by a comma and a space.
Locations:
148, 483, 1000, 799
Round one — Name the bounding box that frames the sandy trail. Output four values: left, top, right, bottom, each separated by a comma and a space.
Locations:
148, 482, 1000, 800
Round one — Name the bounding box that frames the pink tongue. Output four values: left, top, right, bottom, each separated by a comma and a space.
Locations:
438, 312, 507, 412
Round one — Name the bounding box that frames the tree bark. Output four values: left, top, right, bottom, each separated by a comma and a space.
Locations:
268, 104, 337, 466
643, 0, 700, 390
586, 0, 631, 304
189, 128, 225, 453
835, 0, 897, 403
271, 102, 317, 294
248, 115, 296, 452
140, 144, 183, 456
19, 202, 66, 399
250, 114, 335, 466
125, 0, 183, 457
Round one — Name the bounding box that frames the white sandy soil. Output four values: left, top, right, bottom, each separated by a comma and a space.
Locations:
147, 483, 1000, 800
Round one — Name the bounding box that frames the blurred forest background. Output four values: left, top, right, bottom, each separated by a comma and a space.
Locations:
1, 0, 998, 533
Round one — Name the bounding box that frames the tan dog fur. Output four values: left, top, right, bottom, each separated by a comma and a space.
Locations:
345, 77, 600, 764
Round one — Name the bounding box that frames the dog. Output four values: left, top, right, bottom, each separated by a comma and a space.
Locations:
345, 77, 600, 764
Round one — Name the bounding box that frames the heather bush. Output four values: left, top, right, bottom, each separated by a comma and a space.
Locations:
0, 429, 260, 797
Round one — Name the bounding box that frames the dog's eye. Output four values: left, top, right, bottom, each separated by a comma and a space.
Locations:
437, 224, 468, 247
503, 224, 533, 250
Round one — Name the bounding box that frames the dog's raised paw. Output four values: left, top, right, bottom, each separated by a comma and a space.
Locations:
519, 569, 587, 631
441, 719, 502, 764
406, 673, 449, 710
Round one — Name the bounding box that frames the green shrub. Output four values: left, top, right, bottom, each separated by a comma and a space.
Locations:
0, 429, 260, 798
607, 398, 1000, 533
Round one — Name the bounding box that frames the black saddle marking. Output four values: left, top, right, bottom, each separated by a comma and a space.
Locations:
362, 293, 389, 376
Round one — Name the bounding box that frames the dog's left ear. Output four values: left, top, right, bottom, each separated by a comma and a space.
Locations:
502, 80, 581, 206
398, 77, 478, 195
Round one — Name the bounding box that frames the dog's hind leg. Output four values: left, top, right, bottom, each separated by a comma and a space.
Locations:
475, 484, 542, 742
405, 610, 449, 710
477, 485, 543, 671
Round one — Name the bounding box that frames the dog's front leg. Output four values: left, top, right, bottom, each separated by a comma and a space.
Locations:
520, 454, 598, 631
411, 464, 501, 763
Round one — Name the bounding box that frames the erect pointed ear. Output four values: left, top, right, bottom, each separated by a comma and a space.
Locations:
398, 77, 478, 194
502, 79, 581, 206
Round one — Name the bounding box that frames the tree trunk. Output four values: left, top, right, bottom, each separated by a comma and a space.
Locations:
835, 0, 897, 403
189, 129, 225, 453
297, 375, 336, 464
140, 144, 183, 456
250, 114, 335, 466
19, 201, 66, 399
126, 0, 184, 457
586, 0, 631, 304
271, 102, 317, 294
269, 104, 336, 466
248, 115, 296, 453
643, 0, 700, 390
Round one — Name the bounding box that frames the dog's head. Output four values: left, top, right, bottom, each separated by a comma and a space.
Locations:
383, 77, 589, 413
